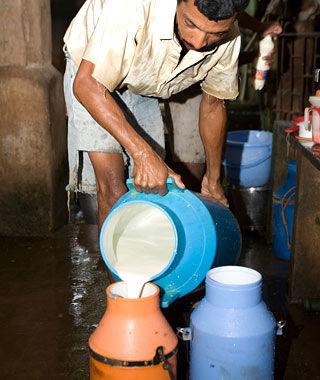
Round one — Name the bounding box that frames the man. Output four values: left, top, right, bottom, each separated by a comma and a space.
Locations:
168, 13, 282, 191
63, 0, 249, 228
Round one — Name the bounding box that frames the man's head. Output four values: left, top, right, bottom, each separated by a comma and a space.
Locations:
176, 0, 249, 52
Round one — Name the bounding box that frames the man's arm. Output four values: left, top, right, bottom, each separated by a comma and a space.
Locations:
199, 92, 228, 206
73, 59, 184, 194
238, 12, 282, 37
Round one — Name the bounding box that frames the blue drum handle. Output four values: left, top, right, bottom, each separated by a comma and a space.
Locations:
126, 177, 183, 193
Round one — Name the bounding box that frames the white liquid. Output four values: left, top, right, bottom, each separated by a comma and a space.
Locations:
105, 204, 176, 299
115, 272, 150, 298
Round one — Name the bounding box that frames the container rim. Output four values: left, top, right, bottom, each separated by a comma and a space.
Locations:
99, 200, 178, 281
226, 130, 273, 147
206, 266, 262, 287
108, 281, 159, 300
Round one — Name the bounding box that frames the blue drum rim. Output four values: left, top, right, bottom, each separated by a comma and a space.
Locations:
99, 200, 178, 281
156, 191, 218, 306
206, 266, 262, 289
226, 130, 273, 147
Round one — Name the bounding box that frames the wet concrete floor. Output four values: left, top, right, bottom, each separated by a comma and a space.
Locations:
1, 223, 319, 379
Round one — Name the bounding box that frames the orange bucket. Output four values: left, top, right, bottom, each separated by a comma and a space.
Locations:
89, 282, 178, 379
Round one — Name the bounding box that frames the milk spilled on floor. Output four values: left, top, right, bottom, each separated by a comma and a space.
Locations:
105, 204, 176, 298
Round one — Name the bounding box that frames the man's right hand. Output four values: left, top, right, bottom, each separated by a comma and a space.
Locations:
132, 147, 185, 195
262, 21, 283, 37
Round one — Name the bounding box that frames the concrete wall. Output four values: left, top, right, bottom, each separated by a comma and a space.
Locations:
0, 0, 68, 236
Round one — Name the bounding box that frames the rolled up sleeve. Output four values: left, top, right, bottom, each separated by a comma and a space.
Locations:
81, 0, 139, 92
201, 36, 241, 100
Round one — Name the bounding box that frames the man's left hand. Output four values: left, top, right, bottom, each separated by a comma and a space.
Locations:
201, 174, 229, 207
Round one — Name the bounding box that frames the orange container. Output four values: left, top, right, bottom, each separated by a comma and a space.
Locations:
89, 282, 178, 380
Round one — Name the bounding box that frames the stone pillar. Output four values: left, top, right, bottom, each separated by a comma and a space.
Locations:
0, 0, 68, 236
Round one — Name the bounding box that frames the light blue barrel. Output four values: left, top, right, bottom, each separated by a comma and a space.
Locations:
222, 130, 273, 187
190, 266, 276, 379
100, 179, 241, 307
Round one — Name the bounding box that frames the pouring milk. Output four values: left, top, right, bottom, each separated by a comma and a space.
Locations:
103, 204, 176, 298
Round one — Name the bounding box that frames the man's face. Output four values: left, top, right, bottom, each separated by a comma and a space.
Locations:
176, 0, 236, 52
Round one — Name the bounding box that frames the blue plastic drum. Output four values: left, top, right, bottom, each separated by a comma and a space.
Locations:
222, 130, 273, 187
100, 179, 241, 307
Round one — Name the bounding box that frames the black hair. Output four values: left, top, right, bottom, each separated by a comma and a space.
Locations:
178, 0, 250, 21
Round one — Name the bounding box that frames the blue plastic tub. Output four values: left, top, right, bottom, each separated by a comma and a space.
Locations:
272, 160, 296, 261
100, 179, 241, 307
222, 130, 273, 187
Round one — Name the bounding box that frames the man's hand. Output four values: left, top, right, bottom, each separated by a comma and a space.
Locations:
260, 22, 282, 66
262, 21, 283, 37
201, 174, 228, 207
133, 147, 185, 195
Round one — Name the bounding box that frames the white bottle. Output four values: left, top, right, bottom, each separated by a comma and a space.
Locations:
254, 35, 274, 90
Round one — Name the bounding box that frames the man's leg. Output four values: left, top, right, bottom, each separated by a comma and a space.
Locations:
172, 162, 205, 192
64, 55, 126, 283
88, 151, 127, 230
167, 86, 206, 191
88, 151, 127, 283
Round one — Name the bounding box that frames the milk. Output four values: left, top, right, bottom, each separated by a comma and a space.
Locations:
105, 204, 176, 298
115, 271, 150, 298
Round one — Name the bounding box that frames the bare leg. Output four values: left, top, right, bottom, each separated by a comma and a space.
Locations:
88, 151, 127, 229
88, 152, 127, 284
172, 162, 205, 192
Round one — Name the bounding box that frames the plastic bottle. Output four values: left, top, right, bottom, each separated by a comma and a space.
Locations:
254, 35, 274, 90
